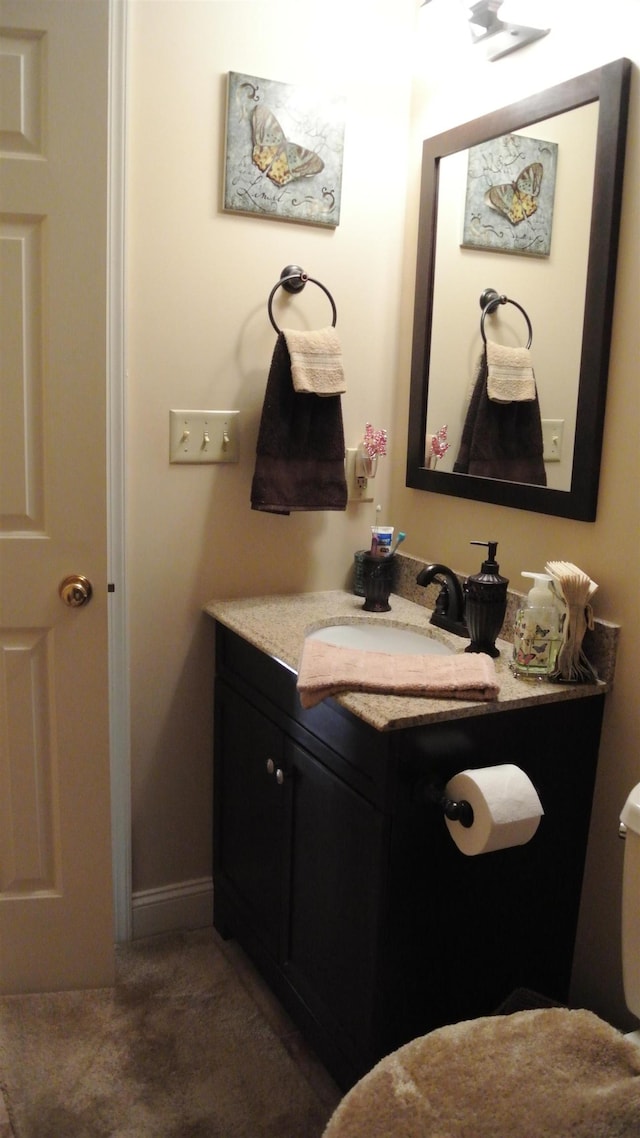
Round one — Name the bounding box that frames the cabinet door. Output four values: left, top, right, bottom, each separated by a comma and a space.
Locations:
214, 681, 287, 957
285, 737, 386, 1070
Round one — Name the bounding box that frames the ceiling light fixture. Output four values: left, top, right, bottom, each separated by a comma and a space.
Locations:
467, 0, 549, 59
420, 0, 550, 61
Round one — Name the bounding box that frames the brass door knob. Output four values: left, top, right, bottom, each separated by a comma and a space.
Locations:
59, 574, 93, 607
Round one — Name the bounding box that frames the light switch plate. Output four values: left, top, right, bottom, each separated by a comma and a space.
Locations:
541, 418, 564, 462
169, 410, 239, 464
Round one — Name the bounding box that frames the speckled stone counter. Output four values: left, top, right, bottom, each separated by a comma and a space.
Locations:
204, 584, 612, 733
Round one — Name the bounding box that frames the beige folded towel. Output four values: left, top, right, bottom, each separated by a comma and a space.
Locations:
282, 327, 346, 395
296, 639, 499, 709
486, 339, 536, 403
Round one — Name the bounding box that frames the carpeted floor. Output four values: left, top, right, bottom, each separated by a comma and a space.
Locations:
0, 927, 341, 1138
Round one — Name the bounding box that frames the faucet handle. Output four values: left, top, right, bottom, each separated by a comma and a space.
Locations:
416, 563, 469, 638
433, 578, 451, 616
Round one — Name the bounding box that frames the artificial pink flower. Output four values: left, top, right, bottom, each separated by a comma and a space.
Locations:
363, 423, 388, 459
431, 424, 450, 459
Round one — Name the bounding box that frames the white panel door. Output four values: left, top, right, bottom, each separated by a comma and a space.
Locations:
0, 0, 114, 992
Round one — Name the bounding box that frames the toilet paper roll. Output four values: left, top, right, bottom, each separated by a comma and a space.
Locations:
445, 764, 543, 856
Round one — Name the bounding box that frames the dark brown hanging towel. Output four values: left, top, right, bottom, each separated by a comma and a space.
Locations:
454, 346, 546, 485
251, 332, 348, 514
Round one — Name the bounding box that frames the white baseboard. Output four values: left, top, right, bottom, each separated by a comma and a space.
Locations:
131, 876, 213, 940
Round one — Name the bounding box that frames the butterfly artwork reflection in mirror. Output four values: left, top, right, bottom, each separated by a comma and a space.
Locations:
223, 71, 346, 228
485, 161, 543, 225
462, 132, 558, 257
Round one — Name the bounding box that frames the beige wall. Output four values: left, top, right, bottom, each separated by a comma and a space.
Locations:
128, 0, 639, 1027
127, 0, 415, 889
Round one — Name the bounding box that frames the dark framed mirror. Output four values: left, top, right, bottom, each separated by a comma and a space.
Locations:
406, 58, 631, 521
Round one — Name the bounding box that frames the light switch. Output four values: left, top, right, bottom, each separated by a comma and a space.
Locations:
541, 419, 564, 463
169, 410, 239, 464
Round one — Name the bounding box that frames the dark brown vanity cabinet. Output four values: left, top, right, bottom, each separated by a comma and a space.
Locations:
214, 672, 387, 1086
213, 623, 605, 1091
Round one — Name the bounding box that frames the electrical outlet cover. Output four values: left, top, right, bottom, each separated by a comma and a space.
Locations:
345, 448, 374, 501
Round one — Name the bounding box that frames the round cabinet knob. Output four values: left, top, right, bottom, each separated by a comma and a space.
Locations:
276, 768, 284, 785
59, 574, 93, 608
266, 758, 275, 776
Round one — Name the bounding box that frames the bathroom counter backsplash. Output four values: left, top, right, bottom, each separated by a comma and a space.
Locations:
205, 568, 616, 733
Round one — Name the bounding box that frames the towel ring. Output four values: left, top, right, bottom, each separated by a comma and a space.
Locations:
268, 264, 337, 334
479, 287, 532, 349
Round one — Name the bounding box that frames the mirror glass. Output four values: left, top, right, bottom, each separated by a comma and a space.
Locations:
406, 59, 630, 521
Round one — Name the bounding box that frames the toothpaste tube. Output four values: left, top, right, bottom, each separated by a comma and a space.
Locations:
370, 526, 394, 556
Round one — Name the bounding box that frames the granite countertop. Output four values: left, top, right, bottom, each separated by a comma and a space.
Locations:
204, 589, 610, 732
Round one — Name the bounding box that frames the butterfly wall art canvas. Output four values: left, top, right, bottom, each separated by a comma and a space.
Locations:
223, 72, 346, 227
461, 132, 558, 256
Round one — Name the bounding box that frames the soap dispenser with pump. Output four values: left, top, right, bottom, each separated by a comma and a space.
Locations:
512, 572, 564, 679
464, 541, 509, 658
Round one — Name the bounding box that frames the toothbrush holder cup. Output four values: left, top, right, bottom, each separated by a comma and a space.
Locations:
361, 554, 396, 612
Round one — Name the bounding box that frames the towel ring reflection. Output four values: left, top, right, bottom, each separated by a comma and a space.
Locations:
268, 264, 337, 334
479, 288, 533, 349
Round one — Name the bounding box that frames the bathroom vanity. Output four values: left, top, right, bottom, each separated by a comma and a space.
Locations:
207, 588, 612, 1091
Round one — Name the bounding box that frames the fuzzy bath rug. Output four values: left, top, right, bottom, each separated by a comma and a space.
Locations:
322, 1007, 640, 1138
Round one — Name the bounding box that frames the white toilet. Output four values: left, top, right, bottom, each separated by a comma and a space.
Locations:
323, 783, 640, 1137
620, 779, 640, 1045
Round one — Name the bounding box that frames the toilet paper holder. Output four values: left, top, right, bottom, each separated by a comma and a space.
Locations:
422, 783, 475, 829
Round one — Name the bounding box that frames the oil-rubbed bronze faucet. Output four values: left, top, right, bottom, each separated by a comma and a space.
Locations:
416, 564, 469, 638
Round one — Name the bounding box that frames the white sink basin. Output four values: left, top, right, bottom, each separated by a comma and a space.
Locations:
308, 624, 454, 656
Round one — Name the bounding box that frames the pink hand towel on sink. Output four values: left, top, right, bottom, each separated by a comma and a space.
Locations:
296, 639, 500, 709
